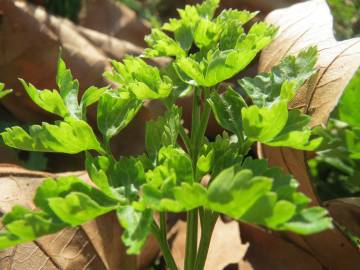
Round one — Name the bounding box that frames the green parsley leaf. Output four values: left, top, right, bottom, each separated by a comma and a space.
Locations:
145, 105, 181, 156
1, 118, 103, 154
97, 91, 142, 141
209, 87, 247, 140
19, 79, 68, 118
104, 56, 173, 100
239, 47, 318, 107
145, 29, 186, 57
117, 206, 153, 254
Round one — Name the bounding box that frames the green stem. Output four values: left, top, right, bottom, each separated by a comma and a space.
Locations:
179, 125, 191, 153
151, 219, 178, 270
195, 89, 211, 160
190, 87, 202, 160
184, 209, 198, 270
194, 209, 218, 270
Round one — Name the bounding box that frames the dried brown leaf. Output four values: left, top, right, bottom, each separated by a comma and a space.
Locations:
325, 198, 360, 238
254, 0, 360, 269
239, 222, 323, 270
78, 0, 150, 47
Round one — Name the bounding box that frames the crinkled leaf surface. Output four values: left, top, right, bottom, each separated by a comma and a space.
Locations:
175, 22, 277, 87
56, 57, 81, 119
20, 79, 69, 118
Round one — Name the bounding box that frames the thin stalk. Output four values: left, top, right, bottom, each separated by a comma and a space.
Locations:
194, 88, 212, 168
184, 88, 203, 270
190, 87, 202, 159
151, 219, 178, 270
194, 209, 218, 270
184, 209, 198, 270
179, 125, 191, 153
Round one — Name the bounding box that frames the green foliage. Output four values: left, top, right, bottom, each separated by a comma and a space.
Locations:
327, 0, 360, 39
309, 72, 360, 200
0, 1, 333, 268
20, 58, 108, 120
338, 70, 360, 128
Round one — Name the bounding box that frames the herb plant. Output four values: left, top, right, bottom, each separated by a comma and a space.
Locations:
0, 1, 333, 269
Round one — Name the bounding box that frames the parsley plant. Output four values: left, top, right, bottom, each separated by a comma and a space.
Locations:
0, 1, 332, 269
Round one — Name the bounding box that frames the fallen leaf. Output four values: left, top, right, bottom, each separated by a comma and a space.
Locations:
168, 218, 248, 270
0, 0, 110, 122
78, 0, 150, 47
76, 26, 144, 59
255, 0, 360, 269
239, 222, 323, 270
325, 198, 360, 238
